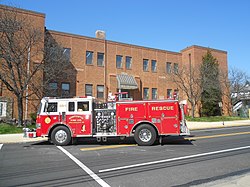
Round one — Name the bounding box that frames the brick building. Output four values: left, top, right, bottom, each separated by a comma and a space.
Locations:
0, 5, 228, 120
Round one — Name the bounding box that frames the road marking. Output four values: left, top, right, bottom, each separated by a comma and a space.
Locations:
79, 132, 250, 152
80, 144, 137, 151
99, 145, 250, 173
57, 146, 110, 187
0, 144, 3, 150
186, 131, 250, 140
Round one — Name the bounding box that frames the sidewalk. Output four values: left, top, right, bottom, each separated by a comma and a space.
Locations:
186, 120, 250, 130
192, 172, 250, 187
0, 133, 48, 144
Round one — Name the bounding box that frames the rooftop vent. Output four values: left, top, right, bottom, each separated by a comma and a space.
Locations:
95, 30, 106, 39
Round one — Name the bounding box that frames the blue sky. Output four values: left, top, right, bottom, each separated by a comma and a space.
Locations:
1, 0, 250, 76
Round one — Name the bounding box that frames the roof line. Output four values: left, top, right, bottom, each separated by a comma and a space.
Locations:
0, 4, 45, 18
47, 29, 182, 55
181, 45, 227, 54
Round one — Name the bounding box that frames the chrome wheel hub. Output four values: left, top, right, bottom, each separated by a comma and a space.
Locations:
55, 130, 67, 143
139, 129, 152, 142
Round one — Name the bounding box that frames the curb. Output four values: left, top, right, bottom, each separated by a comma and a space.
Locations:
187, 120, 250, 130
0, 134, 48, 144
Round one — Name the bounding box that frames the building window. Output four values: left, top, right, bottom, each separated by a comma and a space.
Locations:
167, 89, 172, 99
62, 83, 70, 97
166, 62, 172, 74
85, 84, 93, 96
116, 55, 123, 69
143, 59, 149, 72
0, 82, 2, 96
151, 60, 157, 72
174, 63, 178, 74
126, 56, 132, 69
173, 89, 179, 99
97, 85, 104, 98
143, 88, 149, 100
48, 82, 58, 96
63, 48, 71, 62
97, 52, 104, 66
0, 101, 7, 117
152, 88, 157, 100
86, 51, 93, 65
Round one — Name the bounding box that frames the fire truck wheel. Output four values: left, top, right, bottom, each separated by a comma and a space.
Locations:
51, 126, 71, 146
134, 124, 157, 146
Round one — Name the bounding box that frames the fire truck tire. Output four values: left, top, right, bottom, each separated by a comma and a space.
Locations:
134, 124, 157, 146
51, 126, 71, 146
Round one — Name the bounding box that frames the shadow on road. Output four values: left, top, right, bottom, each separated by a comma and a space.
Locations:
32, 136, 193, 146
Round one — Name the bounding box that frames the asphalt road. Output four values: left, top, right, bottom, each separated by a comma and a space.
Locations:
0, 126, 250, 187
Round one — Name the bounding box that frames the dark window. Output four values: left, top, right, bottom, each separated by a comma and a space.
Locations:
143, 59, 149, 71
97, 85, 104, 98
174, 63, 178, 74
167, 89, 172, 98
0, 82, 2, 96
77, 101, 89, 112
97, 52, 104, 66
126, 56, 132, 69
86, 51, 93, 65
45, 102, 58, 112
152, 88, 157, 100
143, 88, 149, 100
48, 82, 58, 96
63, 48, 71, 62
166, 62, 172, 74
151, 60, 157, 72
68, 102, 75, 112
62, 83, 70, 97
173, 89, 179, 99
0, 101, 7, 117
116, 55, 123, 69
85, 84, 93, 96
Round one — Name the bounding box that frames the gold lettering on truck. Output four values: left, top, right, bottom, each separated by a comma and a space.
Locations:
151, 106, 174, 111
125, 107, 138, 112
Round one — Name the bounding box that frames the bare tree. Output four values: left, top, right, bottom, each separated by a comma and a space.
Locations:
220, 67, 249, 116
229, 67, 249, 99
0, 6, 75, 126
220, 70, 232, 116
0, 6, 44, 126
171, 64, 202, 118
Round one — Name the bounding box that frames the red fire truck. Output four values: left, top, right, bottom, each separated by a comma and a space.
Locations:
35, 96, 189, 146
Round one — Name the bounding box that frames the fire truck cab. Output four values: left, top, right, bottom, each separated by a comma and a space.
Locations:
35, 96, 189, 146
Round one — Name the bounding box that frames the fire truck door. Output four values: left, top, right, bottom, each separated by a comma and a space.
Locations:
160, 103, 179, 134
148, 102, 179, 134
67, 101, 92, 136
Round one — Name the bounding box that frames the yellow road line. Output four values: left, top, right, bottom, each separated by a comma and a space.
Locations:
80, 132, 250, 151
80, 144, 137, 151
186, 131, 250, 140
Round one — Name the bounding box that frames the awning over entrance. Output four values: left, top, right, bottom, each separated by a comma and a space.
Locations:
117, 74, 138, 90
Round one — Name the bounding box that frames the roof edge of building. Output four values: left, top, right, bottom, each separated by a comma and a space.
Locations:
181, 45, 227, 54
0, 4, 45, 18
47, 29, 182, 55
